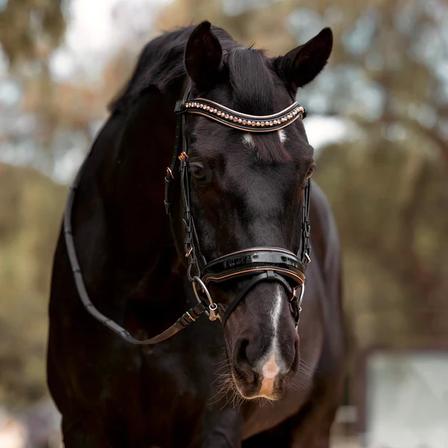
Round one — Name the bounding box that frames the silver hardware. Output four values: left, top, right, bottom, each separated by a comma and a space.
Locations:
192, 276, 220, 322
208, 302, 219, 322
298, 282, 306, 311
293, 283, 306, 329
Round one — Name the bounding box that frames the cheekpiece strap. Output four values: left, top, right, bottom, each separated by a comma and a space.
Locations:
183, 98, 305, 132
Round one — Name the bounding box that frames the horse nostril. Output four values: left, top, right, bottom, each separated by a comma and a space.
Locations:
234, 339, 256, 383
236, 339, 249, 365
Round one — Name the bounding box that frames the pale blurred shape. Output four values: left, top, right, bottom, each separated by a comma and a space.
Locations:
51, 145, 86, 184
305, 116, 357, 151
222, 0, 279, 16
0, 80, 21, 106
366, 352, 448, 448
0, 410, 26, 448
287, 9, 325, 42
343, 10, 377, 56
50, 0, 171, 82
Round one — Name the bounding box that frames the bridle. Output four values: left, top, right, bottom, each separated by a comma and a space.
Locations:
64, 84, 311, 345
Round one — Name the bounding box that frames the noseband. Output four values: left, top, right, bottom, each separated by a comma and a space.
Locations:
64, 85, 311, 345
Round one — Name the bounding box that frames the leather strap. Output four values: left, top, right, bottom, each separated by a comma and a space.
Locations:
202, 248, 305, 286
64, 169, 207, 345
183, 98, 305, 132
221, 271, 293, 325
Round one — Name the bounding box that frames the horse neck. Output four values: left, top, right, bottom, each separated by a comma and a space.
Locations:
112, 84, 184, 274
74, 84, 187, 321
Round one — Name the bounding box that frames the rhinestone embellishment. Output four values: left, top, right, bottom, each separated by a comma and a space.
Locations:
183, 99, 305, 131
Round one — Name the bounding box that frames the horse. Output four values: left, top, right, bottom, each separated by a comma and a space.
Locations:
47, 21, 346, 447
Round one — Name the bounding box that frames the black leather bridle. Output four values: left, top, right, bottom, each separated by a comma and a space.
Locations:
64, 86, 311, 345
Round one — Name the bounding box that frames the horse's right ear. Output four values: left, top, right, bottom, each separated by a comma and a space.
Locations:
185, 21, 223, 89
274, 28, 333, 93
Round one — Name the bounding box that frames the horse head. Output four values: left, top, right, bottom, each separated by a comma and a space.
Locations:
178, 22, 333, 400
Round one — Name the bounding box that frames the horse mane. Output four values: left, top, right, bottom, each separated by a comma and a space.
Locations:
109, 25, 238, 113
109, 26, 279, 115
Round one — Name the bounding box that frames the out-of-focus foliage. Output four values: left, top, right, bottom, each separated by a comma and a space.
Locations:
0, 163, 65, 407
309, 0, 448, 352
0, 0, 65, 66
0, 0, 102, 181
0, 0, 67, 156
0, 3, 136, 184
0, 0, 68, 408
318, 143, 448, 349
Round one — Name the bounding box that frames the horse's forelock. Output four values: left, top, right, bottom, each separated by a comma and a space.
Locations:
227, 48, 275, 115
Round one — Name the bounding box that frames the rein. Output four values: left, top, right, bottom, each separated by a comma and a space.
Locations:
64, 86, 311, 345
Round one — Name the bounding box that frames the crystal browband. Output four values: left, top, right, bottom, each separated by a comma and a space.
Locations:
182, 98, 305, 132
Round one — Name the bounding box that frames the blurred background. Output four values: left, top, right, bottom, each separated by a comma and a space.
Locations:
0, 0, 447, 446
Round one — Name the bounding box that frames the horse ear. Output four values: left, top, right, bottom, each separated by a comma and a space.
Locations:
185, 21, 223, 89
274, 28, 333, 92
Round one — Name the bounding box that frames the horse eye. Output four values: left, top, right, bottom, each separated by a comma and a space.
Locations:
189, 162, 208, 182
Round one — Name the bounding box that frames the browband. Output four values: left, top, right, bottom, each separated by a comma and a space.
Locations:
183, 98, 305, 132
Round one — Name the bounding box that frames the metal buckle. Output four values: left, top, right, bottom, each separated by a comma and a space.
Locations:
178, 151, 188, 162
165, 166, 174, 180
192, 276, 220, 322
292, 283, 306, 328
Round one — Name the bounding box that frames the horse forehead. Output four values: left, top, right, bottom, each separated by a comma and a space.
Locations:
223, 160, 294, 203
192, 119, 309, 171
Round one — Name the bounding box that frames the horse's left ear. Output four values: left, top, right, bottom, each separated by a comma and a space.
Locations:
274, 28, 333, 92
185, 21, 223, 89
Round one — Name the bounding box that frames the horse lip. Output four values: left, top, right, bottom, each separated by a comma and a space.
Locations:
230, 368, 283, 401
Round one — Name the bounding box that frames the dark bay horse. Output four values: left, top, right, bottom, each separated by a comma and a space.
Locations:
47, 21, 345, 447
